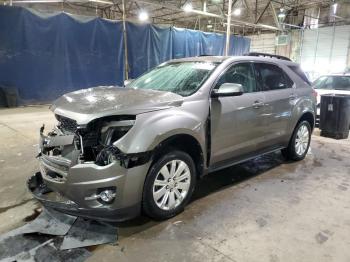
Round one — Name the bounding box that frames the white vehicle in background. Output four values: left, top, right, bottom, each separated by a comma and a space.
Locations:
312, 74, 350, 118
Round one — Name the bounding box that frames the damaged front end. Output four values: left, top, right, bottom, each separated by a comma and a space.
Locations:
28, 114, 152, 221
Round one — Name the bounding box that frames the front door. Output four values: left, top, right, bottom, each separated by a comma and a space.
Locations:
210, 62, 267, 166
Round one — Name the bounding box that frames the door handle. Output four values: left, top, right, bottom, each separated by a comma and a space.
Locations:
289, 94, 297, 100
252, 101, 264, 109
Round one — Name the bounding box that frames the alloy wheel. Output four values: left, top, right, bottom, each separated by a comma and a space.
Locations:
295, 124, 310, 156
152, 160, 191, 211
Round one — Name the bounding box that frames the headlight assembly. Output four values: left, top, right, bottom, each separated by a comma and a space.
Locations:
100, 120, 135, 146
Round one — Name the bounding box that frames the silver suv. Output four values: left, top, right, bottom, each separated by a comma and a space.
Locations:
28, 54, 316, 221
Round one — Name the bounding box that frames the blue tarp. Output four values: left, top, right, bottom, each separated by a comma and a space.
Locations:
0, 6, 250, 103
126, 24, 251, 78
0, 6, 124, 103
126, 23, 173, 79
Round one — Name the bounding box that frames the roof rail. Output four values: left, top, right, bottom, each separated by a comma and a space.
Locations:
243, 52, 292, 61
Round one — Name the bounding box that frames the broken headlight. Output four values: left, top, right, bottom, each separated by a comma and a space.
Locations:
95, 119, 135, 166
100, 120, 135, 146
95, 146, 122, 166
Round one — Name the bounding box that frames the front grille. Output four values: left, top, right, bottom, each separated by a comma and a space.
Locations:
56, 115, 78, 133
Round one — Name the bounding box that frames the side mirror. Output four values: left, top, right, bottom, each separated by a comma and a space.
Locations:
211, 83, 244, 97
124, 79, 134, 86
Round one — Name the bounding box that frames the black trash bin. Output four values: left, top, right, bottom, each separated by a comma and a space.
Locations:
0, 88, 7, 108
320, 94, 350, 139
0, 86, 19, 107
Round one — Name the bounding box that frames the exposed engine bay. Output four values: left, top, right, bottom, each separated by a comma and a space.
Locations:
39, 114, 150, 173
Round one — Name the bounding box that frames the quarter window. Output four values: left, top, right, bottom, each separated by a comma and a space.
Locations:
255, 63, 293, 91
216, 63, 257, 93
288, 65, 311, 85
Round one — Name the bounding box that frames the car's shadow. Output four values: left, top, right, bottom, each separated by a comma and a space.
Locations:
113, 151, 287, 238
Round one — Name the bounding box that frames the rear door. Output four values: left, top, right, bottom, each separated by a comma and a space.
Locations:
210, 62, 267, 165
253, 62, 295, 148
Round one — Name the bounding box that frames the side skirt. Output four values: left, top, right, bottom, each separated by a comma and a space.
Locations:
207, 146, 286, 174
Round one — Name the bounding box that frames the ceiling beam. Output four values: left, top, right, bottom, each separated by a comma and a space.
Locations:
255, 0, 271, 23
270, 1, 281, 29
131, 0, 280, 30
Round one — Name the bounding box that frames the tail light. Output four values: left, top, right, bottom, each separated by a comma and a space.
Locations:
312, 88, 320, 106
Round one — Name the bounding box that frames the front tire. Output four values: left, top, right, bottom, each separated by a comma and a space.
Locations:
142, 150, 196, 220
282, 120, 311, 161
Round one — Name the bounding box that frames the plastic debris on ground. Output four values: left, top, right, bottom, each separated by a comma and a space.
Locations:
0, 208, 118, 262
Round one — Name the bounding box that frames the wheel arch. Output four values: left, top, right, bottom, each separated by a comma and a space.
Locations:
151, 134, 205, 179
297, 111, 315, 131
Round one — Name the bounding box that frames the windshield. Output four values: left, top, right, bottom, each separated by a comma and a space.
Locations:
127, 62, 218, 96
313, 76, 328, 89
313, 75, 350, 90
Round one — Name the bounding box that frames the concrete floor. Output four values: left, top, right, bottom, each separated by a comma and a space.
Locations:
0, 106, 350, 262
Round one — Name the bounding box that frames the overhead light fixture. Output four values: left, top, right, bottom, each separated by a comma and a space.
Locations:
11, 0, 112, 4
138, 10, 149, 21
233, 8, 241, 16
93, 0, 113, 4
332, 3, 338, 15
10, 0, 63, 3
183, 3, 193, 12
88, 0, 113, 4
278, 8, 286, 18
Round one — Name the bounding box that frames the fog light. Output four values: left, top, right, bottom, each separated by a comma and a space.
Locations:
99, 189, 116, 203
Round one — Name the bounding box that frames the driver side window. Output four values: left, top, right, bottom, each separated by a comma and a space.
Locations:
216, 63, 257, 93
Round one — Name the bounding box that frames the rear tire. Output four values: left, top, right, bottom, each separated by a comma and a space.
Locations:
282, 120, 311, 161
142, 150, 196, 220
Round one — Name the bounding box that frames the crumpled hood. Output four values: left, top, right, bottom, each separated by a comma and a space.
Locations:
51, 86, 183, 125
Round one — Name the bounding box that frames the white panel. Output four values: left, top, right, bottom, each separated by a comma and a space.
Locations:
248, 33, 276, 54
300, 25, 350, 80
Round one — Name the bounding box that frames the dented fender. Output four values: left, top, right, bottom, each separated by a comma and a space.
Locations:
114, 100, 209, 158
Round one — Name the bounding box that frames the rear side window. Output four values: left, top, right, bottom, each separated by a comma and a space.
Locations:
254, 63, 293, 91
288, 65, 311, 85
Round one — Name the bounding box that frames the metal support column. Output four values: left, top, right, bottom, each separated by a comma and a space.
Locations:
299, 28, 305, 64
328, 22, 336, 72
122, 0, 129, 81
225, 0, 232, 56
313, 28, 319, 75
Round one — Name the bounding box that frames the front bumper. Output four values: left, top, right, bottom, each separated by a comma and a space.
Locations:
31, 126, 152, 221
28, 172, 141, 221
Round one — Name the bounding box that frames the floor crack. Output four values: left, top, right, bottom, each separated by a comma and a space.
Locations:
0, 120, 33, 141
0, 198, 35, 214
